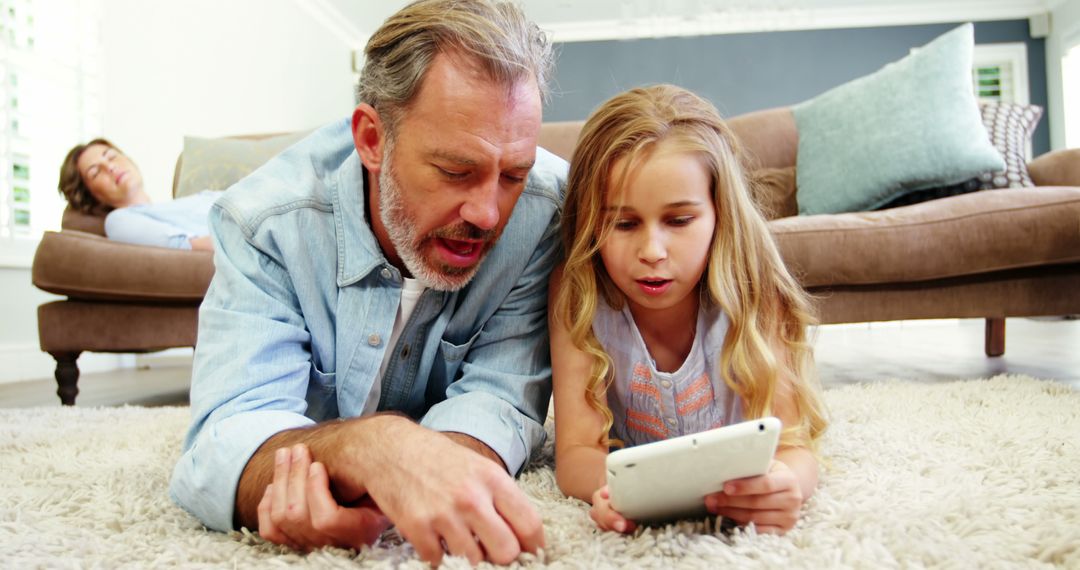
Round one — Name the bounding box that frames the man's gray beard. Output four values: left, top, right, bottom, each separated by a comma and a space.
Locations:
378, 148, 486, 292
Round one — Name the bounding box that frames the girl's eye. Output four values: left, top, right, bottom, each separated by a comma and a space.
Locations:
669, 216, 694, 227
613, 219, 637, 230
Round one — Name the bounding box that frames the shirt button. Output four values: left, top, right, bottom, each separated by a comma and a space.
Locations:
667, 417, 677, 427
368, 334, 381, 346
661, 380, 672, 389
380, 267, 392, 279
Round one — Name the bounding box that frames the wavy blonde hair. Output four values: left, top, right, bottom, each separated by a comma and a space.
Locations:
553, 85, 827, 450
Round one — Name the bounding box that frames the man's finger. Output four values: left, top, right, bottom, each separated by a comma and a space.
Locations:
468, 502, 521, 565
258, 485, 302, 550
437, 518, 484, 566
287, 444, 313, 520
307, 461, 389, 547
492, 480, 545, 552
400, 526, 444, 567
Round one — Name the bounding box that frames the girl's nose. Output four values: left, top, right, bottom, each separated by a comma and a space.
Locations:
638, 229, 667, 264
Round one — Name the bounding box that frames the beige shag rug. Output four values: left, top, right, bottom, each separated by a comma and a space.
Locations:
2, 375, 1078, 569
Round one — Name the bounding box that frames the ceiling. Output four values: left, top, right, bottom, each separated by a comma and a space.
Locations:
325, 0, 1055, 44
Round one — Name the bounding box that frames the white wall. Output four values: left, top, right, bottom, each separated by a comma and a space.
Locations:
0, 0, 359, 385
1046, 0, 1080, 150
102, 0, 358, 203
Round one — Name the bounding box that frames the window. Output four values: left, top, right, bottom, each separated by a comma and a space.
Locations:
1063, 42, 1080, 148
0, 0, 102, 267
971, 42, 1029, 105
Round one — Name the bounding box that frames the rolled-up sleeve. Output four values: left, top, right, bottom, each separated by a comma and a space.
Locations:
169, 201, 316, 532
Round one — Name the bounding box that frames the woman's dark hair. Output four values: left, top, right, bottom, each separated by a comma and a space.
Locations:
58, 138, 118, 214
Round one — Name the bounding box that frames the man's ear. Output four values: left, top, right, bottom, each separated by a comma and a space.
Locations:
352, 103, 385, 173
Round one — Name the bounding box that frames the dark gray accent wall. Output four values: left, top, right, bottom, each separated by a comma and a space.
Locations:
546, 20, 1048, 156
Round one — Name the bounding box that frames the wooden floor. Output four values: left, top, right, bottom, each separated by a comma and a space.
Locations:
1, 317, 1077, 408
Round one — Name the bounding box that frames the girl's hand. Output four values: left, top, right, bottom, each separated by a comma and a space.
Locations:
704, 459, 804, 534
589, 485, 637, 534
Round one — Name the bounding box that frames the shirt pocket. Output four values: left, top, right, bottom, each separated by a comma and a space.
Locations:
304, 362, 338, 421
434, 328, 483, 385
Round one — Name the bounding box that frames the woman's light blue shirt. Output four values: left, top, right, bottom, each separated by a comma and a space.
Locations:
103, 190, 219, 249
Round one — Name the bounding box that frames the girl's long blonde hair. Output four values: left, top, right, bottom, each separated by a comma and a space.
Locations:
553, 84, 827, 450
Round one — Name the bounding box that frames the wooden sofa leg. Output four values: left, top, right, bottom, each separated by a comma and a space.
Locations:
984, 318, 1005, 357
49, 351, 82, 405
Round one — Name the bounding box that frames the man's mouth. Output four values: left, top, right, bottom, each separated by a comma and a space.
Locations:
434, 237, 485, 267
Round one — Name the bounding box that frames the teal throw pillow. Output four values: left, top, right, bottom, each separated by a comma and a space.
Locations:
792, 23, 1004, 215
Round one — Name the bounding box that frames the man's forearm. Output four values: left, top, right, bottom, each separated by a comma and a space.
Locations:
443, 432, 507, 472
234, 413, 411, 531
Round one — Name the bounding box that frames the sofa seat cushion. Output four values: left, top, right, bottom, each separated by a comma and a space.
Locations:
770, 186, 1080, 288
32, 230, 213, 303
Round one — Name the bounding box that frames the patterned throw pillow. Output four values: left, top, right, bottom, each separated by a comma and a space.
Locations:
977, 101, 1043, 189
875, 102, 1044, 210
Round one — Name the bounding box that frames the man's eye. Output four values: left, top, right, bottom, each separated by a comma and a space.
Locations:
501, 173, 526, 184
439, 168, 468, 180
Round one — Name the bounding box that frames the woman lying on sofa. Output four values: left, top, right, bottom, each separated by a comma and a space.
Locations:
58, 138, 218, 251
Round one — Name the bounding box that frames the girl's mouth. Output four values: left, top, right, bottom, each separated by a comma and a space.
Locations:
636, 278, 672, 296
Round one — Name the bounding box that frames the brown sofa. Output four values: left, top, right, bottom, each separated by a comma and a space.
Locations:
32, 108, 1080, 404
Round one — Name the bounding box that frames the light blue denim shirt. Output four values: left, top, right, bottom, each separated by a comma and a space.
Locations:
169, 118, 567, 532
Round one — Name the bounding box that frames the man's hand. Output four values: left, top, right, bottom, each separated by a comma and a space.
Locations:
358, 417, 545, 566
704, 459, 804, 534
588, 485, 636, 534
256, 443, 390, 551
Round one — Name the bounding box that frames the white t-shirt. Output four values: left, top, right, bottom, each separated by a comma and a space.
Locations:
362, 276, 427, 415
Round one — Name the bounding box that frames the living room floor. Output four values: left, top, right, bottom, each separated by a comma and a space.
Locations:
1, 317, 1077, 408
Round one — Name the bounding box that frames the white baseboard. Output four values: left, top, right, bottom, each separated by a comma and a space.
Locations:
134, 348, 194, 369
0, 344, 135, 385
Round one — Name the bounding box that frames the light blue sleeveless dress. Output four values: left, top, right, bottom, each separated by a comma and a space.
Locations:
593, 301, 743, 447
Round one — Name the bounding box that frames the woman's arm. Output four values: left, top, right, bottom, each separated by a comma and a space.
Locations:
104, 208, 199, 249
549, 265, 611, 502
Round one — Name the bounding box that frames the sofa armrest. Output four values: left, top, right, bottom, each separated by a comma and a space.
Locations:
32, 230, 213, 303
1028, 148, 1080, 187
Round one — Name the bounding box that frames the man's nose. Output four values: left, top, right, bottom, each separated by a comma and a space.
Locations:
459, 179, 500, 231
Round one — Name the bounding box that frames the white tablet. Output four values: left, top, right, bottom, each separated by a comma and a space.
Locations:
606, 416, 782, 522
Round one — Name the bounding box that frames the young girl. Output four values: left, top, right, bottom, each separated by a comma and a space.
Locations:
550, 85, 828, 535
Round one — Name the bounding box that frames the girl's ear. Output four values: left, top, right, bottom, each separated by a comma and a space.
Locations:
352, 103, 385, 174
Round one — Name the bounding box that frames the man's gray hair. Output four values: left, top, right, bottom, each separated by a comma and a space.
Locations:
357, 0, 554, 137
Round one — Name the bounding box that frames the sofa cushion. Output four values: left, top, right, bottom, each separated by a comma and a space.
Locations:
1028, 148, 1080, 187
538, 120, 584, 162
792, 23, 1004, 215
32, 230, 213, 303
976, 101, 1043, 189
770, 186, 1080, 288
749, 166, 798, 219
727, 107, 798, 171
174, 131, 310, 199
60, 206, 107, 236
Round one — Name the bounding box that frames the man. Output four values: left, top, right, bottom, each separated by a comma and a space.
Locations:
169, 1, 565, 565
